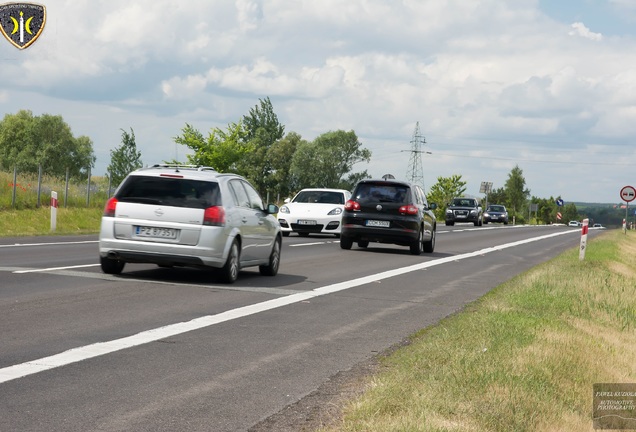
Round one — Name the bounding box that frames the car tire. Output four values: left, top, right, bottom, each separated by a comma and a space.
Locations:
446, 221, 454, 226
483, 220, 488, 225
220, 239, 240, 283
340, 236, 353, 250
409, 228, 423, 255
504, 221, 508, 225
357, 240, 369, 248
282, 231, 290, 237
259, 237, 281, 276
423, 228, 435, 253
100, 256, 125, 275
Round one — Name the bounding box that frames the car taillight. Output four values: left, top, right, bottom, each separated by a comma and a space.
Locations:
344, 200, 361, 211
399, 204, 418, 215
203, 206, 225, 226
103, 197, 118, 217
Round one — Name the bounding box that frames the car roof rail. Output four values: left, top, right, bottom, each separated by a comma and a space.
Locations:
149, 163, 217, 172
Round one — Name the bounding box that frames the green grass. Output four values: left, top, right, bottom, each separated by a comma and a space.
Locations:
0, 207, 103, 236
322, 230, 636, 432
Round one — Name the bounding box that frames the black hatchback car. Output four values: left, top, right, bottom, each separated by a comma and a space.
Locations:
340, 179, 437, 255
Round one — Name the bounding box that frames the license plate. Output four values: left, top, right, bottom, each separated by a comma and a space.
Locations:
491, 215, 498, 219
297, 220, 317, 225
457, 215, 466, 218
135, 226, 178, 239
366, 220, 390, 228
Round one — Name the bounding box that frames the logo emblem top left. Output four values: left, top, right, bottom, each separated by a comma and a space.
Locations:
0, 2, 46, 50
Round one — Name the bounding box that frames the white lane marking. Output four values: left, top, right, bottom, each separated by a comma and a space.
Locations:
0, 240, 97, 248
0, 229, 578, 384
14, 264, 99, 274
290, 241, 334, 247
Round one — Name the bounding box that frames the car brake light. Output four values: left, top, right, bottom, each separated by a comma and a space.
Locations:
160, 174, 184, 178
399, 204, 418, 215
344, 200, 360, 211
103, 197, 118, 217
203, 206, 225, 226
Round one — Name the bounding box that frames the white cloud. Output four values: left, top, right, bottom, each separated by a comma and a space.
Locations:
569, 22, 603, 41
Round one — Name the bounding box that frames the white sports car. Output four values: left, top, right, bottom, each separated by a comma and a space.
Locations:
278, 188, 351, 237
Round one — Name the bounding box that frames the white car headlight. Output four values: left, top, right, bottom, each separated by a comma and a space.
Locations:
328, 207, 343, 216
446, 209, 453, 214
279, 205, 290, 214
484, 212, 490, 217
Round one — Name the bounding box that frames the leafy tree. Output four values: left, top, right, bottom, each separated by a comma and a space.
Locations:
504, 165, 530, 217
0, 109, 95, 178
426, 174, 467, 220
289, 130, 371, 191
239, 97, 286, 195
173, 122, 251, 173
265, 132, 305, 200
107, 128, 143, 187
485, 187, 507, 208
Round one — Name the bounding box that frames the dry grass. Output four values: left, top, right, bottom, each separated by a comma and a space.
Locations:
321, 230, 636, 432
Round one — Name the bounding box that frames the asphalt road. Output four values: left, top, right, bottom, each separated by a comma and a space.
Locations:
0, 224, 601, 431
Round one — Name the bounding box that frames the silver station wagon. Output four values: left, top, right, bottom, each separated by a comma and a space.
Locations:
98, 164, 282, 283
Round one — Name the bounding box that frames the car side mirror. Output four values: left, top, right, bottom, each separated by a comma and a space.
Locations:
429, 203, 438, 210
284, 198, 291, 204
267, 204, 279, 214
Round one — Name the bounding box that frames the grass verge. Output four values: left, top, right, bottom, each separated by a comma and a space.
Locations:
0, 207, 102, 236
321, 230, 636, 432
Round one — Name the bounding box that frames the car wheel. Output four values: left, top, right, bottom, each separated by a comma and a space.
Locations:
220, 239, 240, 283
100, 256, 125, 275
504, 221, 508, 225
409, 228, 423, 255
259, 237, 281, 276
282, 231, 290, 237
446, 221, 454, 226
357, 240, 369, 248
340, 236, 353, 250
423, 228, 435, 253
483, 220, 488, 225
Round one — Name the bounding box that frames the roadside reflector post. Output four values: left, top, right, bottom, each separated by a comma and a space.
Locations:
579, 218, 589, 261
50, 191, 58, 232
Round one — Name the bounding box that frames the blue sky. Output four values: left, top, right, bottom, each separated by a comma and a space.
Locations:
1, 0, 635, 204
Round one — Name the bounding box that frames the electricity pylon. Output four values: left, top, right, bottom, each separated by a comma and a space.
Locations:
405, 122, 428, 191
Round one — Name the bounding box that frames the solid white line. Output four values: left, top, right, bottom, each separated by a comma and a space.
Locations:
14, 264, 100, 274
0, 240, 98, 248
0, 229, 578, 385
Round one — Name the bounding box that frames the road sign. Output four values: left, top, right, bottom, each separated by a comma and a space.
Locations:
620, 185, 636, 202
556, 212, 562, 220
556, 199, 564, 206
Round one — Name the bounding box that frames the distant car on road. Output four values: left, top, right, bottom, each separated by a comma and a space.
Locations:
445, 197, 482, 226
568, 220, 581, 227
483, 204, 509, 225
277, 188, 351, 237
592, 223, 605, 229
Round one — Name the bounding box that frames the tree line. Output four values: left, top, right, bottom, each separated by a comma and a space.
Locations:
0, 99, 624, 225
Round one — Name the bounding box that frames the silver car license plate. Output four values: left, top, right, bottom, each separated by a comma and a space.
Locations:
366, 220, 390, 228
135, 226, 178, 239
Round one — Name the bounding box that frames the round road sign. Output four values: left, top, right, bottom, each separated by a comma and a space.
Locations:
620, 185, 636, 203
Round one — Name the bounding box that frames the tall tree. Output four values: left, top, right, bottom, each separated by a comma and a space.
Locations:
265, 132, 305, 200
427, 174, 467, 220
504, 165, 530, 217
107, 128, 143, 187
173, 122, 251, 173
239, 97, 286, 195
289, 130, 371, 191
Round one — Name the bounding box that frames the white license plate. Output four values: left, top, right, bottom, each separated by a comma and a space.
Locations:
491, 215, 498, 219
456, 214, 467, 218
297, 220, 317, 225
135, 226, 178, 239
366, 220, 390, 228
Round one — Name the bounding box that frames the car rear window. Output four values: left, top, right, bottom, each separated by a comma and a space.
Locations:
116, 176, 221, 209
354, 184, 409, 203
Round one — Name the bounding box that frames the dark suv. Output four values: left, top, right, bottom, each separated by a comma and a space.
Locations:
340, 179, 437, 255
445, 197, 482, 226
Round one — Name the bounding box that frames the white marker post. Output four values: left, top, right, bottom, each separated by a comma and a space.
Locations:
579, 218, 589, 261
50, 191, 58, 231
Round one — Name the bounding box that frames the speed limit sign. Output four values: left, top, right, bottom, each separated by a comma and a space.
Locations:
620, 185, 636, 203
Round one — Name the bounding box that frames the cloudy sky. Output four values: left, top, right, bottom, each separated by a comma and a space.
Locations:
1, 0, 635, 204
